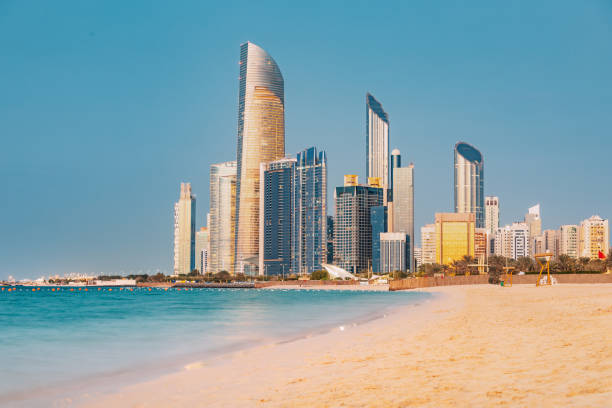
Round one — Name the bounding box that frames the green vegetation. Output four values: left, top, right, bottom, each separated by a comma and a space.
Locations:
310, 270, 329, 280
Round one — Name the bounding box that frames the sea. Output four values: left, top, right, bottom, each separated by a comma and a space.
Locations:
0, 286, 431, 406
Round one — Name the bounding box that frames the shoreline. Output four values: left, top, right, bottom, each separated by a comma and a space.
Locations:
80, 284, 612, 407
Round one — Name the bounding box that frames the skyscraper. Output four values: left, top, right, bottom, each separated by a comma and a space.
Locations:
292, 147, 327, 275
260, 158, 296, 276
173, 182, 196, 276
334, 176, 384, 274
235, 42, 285, 275
435, 212, 475, 265
525, 204, 542, 240
454, 142, 484, 228
210, 161, 237, 273
392, 164, 414, 271
558, 225, 579, 258
366, 93, 389, 192
370, 206, 388, 273
543, 229, 559, 258
579, 215, 609, 259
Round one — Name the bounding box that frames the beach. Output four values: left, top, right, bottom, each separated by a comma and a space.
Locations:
81, 284, 612, 407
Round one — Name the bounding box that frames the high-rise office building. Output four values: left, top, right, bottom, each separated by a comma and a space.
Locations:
494, 223, 529, 260
210, 161, 237, 273
558, 225, 579, 258
370, 206, 388, 274
579, 215, 609, 260
485, 196, 499, 236
380, 232, 408, 273
334, 176, 384, 274
195, 227, 210, 274
392, 164, 414, 271
474, 228, 487, 262
235, 42, 285, 275
525, 204, 544, 256
435, 212, 475, 265
420, 224, 436, 265
326, 215, 334, 264
454, 142, 484, 228
292, 147, 327, 275
366, 93, 389, 192
259, 158, 296, 276
173, 182, 196, 276
543, 229, 559, 258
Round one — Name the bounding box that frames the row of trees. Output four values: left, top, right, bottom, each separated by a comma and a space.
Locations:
417, 249, 612, 278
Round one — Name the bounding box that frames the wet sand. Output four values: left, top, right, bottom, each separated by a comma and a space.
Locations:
80, 284, 612, 407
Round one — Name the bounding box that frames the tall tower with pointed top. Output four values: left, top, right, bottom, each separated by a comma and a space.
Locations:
234, 42, 285, 275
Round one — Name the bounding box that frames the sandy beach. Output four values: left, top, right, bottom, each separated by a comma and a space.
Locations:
80, 284, 612, 407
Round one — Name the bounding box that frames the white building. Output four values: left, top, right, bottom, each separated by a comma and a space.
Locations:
420, 224, 436, 265
558, 225, 579, 258
173, 182, 196, 276
495, 222, 529, 260
380, 233, 408, 273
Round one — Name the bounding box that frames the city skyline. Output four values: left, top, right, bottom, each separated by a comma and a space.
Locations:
3, 1, 612, 278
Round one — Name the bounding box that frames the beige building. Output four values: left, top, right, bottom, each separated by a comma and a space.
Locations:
578, 215, 609, 260
195, 227, 210, 274
435, 213, 475, 265
474, 228, 487, 263
558, 225, 579, 258
234, 42, 285, 275
173, 182, 196, 276
210, 161, 237, 274
420, 224, 436, 265
524, 204, 541, 256
543, 229, 558, 258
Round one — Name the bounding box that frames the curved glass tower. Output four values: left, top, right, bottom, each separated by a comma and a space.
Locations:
366, 93, 389, 190
235, 42, 285, 275
454, 142, 484, 228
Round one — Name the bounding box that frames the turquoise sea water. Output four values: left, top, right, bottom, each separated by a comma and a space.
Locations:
0, 286, 430, 405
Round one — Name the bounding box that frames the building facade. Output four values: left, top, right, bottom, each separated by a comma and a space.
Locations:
485, 196, 499, 255
235, 42, 285, 275
579, 215, 609, 260
494, 223, 529, 260
326, 215, 334, 264
370, 206, 388, 274
435, 212, 475, 265
291, 147, 327, 275
380, 232, 408, 273
420, 224, 436, 265
195, 227, 210, 274
334, 176, 384, 274
524, 204, 542, 256
259, 158, 296, 276
543, 229, 559, 258
454, 142, 484, 228
558, 225, 579, 258
366, 93, 389, 192
210, 161, 237, 273
173, 182, 196, 275
392, 164, 414, 271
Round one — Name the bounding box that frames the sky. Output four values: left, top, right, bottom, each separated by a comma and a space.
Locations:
1, 0, 611, 279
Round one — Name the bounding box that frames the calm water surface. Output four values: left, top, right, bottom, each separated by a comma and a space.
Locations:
0, 286, 431, 404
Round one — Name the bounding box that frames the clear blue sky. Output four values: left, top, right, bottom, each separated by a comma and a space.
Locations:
1, 0, 611, 279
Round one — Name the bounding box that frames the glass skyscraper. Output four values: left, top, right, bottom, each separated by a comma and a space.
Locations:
235, 42, 285, 275
370, 206, 388, 273
210, 161, 237, 274
392, 164, 414, 271
334, 177, 384, 274
292, 147, 327, 275
454, 142, 484, 229
260, 158, 296, 276
366, 93, 389, 191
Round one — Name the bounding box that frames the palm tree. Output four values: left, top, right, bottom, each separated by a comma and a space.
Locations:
516, 257, 535, 273
557, 254, 575, 273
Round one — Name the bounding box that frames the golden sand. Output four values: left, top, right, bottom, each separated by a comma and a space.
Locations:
82, 284, 612, 407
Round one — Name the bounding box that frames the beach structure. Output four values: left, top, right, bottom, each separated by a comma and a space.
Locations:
234, 42, 285, 275
321, 263, 358, 280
